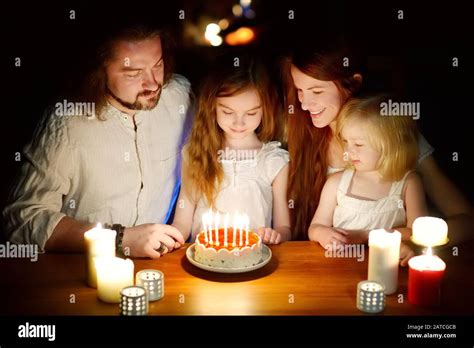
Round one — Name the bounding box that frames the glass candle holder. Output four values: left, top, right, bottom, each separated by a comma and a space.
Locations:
357, 280, 386, 313
120, 286, 148, 316
135, 269, 164, 302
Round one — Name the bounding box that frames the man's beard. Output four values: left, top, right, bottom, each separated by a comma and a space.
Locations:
107, 85, 162, 111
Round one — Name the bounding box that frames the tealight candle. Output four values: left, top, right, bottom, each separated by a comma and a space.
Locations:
95, 257, 134, 303
408, 248, 446, 306
84, 223, 116, 288
368, 229, 401, 295
357, 280, 386, 313
120, 286, 148, 316
135, 269, 164, 302
412, 217, 448, 247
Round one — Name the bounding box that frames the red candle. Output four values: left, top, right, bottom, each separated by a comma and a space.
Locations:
408, 251, 446, 306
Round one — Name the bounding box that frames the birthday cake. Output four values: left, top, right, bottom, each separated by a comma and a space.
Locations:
194, 228, 263, 268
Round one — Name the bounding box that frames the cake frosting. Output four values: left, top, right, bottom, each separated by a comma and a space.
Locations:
194, 228, 263, 268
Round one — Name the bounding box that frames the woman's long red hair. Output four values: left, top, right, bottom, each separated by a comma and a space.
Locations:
281, 46, 363, 240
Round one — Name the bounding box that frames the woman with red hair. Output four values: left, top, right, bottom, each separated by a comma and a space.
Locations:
281, 44, 473, 244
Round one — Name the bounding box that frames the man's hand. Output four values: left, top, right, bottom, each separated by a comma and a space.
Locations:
122, 224, 185, 259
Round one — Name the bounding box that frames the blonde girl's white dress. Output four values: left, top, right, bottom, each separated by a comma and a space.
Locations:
332, 169, 412, 231
190, 141, 289, 241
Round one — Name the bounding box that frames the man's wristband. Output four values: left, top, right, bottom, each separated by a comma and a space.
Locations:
105, 223, 126, 255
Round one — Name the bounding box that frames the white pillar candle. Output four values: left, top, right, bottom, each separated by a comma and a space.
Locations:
95, 257, 134, 303
84, 223, 116, 288
412, 217, 448, 247
368, 229, 401, 295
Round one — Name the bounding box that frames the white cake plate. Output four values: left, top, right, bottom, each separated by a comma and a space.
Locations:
186, 243, 272, 274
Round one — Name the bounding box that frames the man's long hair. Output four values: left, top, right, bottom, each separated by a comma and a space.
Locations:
77, 24, 174, 119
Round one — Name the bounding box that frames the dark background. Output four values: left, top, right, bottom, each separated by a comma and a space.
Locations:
2, 0, 472, 238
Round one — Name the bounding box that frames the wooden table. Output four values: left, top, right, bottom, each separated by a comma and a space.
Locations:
1, 241, 473, 316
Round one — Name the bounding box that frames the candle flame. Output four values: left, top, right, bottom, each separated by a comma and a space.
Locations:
97, 222, 102, 229
425, 246, 433, 256
224, 213, 230, 228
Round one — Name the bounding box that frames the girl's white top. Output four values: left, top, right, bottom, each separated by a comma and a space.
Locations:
332, 169, 412, 231
190, 141, 289, 241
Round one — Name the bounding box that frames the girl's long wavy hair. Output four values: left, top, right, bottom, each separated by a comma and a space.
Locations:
281, 45, 364, 240
184, 53, 279, 207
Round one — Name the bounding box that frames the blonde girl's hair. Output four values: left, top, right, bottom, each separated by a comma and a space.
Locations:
183, 53, 279, 207
336, 95, 419, 181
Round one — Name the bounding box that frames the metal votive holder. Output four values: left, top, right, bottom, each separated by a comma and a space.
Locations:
135, 269, 164, 302
357, 280, 386, 313
120, 286, 148, 316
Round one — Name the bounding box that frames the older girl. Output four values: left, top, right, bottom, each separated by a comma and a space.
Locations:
172, 54, 291, 244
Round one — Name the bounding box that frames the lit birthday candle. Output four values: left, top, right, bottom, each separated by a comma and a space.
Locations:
233, 213, 237, 247
202, 213, 209, 243
239, 218, 243, 247
208, 210, 213, 245
244, 214, 250, 245
214, 212, 220, 246
224, 213, 229, 247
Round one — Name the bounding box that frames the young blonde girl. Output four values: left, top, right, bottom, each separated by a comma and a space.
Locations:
308, 96, 428, 265
172, 54, 291, 244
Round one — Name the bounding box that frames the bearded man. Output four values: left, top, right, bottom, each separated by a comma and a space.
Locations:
3, 25, 192, 258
